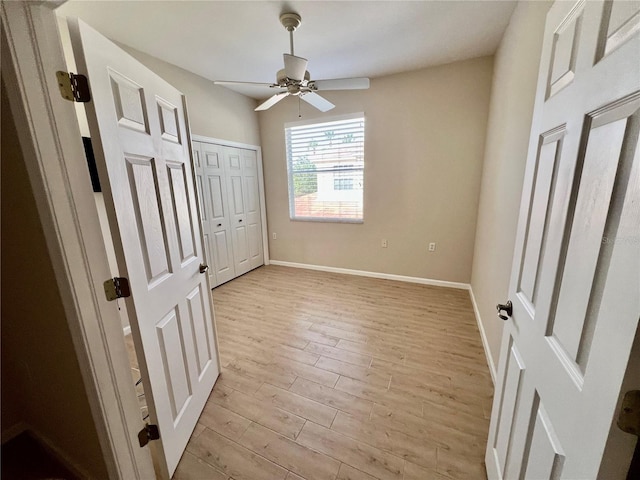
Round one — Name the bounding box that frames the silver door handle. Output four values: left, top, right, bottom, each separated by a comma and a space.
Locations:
199, 264, 209, 274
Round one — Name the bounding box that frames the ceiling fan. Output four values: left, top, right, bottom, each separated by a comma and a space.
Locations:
214, 12, 370, 112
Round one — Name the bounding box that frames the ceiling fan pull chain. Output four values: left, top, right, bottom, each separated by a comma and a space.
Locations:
298, 96, 301, 118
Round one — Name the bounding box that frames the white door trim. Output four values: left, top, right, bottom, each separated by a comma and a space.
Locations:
191, 134, 270, 266
1, 2, 154, 478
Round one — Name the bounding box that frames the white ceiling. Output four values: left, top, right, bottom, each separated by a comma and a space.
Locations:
57, 1, 517, 99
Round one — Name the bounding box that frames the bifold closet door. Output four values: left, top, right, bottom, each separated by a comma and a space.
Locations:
240, 149, 265, 270
224, 147, 252, 276
193, 142, 235, 286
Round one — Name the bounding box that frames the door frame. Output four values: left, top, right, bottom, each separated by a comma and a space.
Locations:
2, 1, 162, 477
191, 134, 270, 270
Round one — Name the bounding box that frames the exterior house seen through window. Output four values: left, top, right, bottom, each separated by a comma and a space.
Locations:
285, 114, 365, 222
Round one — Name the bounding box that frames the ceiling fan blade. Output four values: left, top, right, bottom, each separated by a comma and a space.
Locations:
283, 53, 308, 81
214, 80, 281, 88
255, 92, 289, 111
312, 77, 370, 91
301, 92, 335, 112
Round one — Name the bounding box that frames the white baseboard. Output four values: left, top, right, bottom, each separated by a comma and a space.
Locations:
123, 325, 131, 336
469, 286, 497, 384
1, 421, 28, 444
268, 260, 470, 290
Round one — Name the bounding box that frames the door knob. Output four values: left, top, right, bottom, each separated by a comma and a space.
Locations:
496, 300, 513, 320
199, 263, 209, 274
217, 223, 222, 227
239, 219, 243, 223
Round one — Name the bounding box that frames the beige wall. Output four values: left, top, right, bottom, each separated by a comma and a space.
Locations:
259, 56, 493, 283
470, 1, 552, 375
1, 81, 109, 478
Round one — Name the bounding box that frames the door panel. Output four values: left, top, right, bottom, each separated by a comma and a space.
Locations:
214, 230, 233, 273
517, 127, 565, 308
156, 306, 191, 418
242, 149, 265, 269
208, 176, 225, 218
522, 401, 565, 479
109, 70, 150, 133
203, 144, 235, 285
126, 156, 171, 283
225, 148, 251, 275
234, 224, 250, 270
230, 175, 244, 214
545, 2, 584, 99
193, 142, 235, 286
167, 162, 196, 263
69, 19, 219, 478
596, 1, 640, 59
493, 340, 525, 478
157, 97, 181, 144
192, 142, 214, 285
486, 1, 640, 478
549, 98, 639, 367
186, 284, 213, 376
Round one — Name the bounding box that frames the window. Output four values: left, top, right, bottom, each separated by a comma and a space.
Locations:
334, 178, 354, 190
285, 114, 365, 222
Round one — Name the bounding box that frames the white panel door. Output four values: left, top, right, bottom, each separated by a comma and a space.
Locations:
240, 149, 265, 270
69, 19, 219, 479
194, 141, 236, 286
486, 1, 640, 479
224, 147, 251, 276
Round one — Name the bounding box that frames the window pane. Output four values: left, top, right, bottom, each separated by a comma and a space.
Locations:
285, 115, 365, 222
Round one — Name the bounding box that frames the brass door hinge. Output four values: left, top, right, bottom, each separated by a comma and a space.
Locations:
618, 390, 640, 436
56, 71, 91, 103
103, 277, 131, 301
138, 423, 160, 447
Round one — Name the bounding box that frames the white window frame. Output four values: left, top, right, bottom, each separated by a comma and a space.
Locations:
285, 112, 365, 223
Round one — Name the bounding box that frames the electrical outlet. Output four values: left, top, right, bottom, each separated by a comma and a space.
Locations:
428, 242, 436, 252
273, 232, 277, 240
381, 239, 388, 248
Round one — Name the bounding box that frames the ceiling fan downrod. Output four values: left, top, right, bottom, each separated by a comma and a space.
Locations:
280, 12, 302, 56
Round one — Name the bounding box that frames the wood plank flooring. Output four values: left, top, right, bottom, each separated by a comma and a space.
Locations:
173, 265, 493, 480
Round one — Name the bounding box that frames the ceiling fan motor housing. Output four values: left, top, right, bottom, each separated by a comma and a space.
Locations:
277, 68, 310, 86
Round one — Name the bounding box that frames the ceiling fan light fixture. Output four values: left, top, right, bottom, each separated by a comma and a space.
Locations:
283, 53, 308, 82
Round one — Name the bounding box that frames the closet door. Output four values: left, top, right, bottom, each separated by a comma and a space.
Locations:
200, 143, 236, 285
241, 149, 265, 270
224, 147, 252, 276
191, 142, 216, 286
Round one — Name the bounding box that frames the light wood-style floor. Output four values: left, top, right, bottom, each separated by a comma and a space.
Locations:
173, 265, 493, 480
